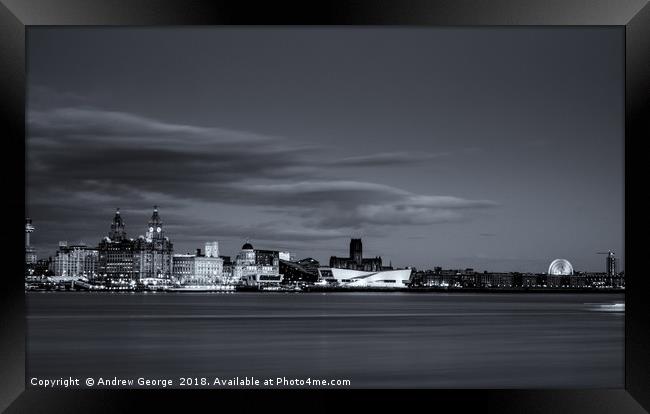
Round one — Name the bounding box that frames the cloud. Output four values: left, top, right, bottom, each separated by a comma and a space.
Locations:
28, 106, 321, 194
170, 220, 349, 244
27, 100, 499, 255
327, 151, 447, 167
29, 107, 272, 145
221, 180, 497, 228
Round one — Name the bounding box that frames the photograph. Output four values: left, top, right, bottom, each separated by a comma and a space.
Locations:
24, 26, 625, 390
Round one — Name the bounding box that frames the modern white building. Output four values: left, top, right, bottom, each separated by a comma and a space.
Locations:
317, 267, 412, 288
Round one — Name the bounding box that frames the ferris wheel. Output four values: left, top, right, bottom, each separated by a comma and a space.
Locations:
548, 259, 574, 275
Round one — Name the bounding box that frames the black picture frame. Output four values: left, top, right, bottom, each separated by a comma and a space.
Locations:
1, 0, 648, 412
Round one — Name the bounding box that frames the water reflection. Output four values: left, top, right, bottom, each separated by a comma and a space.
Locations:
27, 292, 624, 388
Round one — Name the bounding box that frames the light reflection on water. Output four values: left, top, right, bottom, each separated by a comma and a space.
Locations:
584, 302, 625, 312
27, 292, 624, 388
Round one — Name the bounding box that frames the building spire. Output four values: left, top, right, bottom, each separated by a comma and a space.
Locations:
109, 208, 126, 240
148, 205, 164, 239
150, 205, 161, 224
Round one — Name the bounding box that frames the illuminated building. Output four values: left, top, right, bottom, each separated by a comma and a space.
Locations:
317, 267, 412, 288
233, 242, 283, 286
280, 259, 318, 284
98, 207, 174, 285
25, 218, 37, 266
172, 254, 195, 284
53, 241, 99, 279
205, 241, 219, 258
173, 243, 225, 285
329, 238, 383, 271
98, 209, 137, 284
133, 206, 173, 279
220, 256, 233, 283
33, 257, 53, 278
606, 254, 617, 277
193, 255, 223, 284
195, 243, 224, 284
296, 257, 320, 277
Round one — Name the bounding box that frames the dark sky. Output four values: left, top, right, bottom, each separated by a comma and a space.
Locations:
26, 27, 624, 272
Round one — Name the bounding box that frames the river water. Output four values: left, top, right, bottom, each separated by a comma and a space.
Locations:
26, 291, 624, 388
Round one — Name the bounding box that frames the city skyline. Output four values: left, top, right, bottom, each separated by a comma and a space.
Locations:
26, 27, 624, 272
25, 208, 621, 275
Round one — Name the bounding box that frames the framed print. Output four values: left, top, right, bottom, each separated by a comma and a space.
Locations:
1, 0, 648, 412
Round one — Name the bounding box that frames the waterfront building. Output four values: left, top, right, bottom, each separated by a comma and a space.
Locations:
98, 209, 137, 284
410, 268, 465, 288
172, 254, 195, 284
329, 238, 383, 271
582, 271, 624, 288
133, 206, 173, 280
279, 259, 318, 284
606, 254, 617, 277
612, 272, 625, 288
233, 242, 283, 286
408, 267, 623, 290
30, 257, 53, 278
253, 248, 282, 285
205, 241, 219, 258
193, 256, 224, 284
410, 270, 448, 287
480, 272, 514, 288
173, 247, 225, 286
53, 241, 99, 279
98, 207, 174, 284
317, 267, 412, 288
521, 273, 542, 288
220, 255, 233, 284
569, 274, 587, 288
296, 257, 320, 277
459, 268, 480, 288
255, 249, 280, 268
238, 242, 256, 266
25, 218, 37, 266
233, 242, 256, 282
195, 243, 224, 284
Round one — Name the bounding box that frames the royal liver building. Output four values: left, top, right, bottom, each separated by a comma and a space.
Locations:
98, 206, 173, 284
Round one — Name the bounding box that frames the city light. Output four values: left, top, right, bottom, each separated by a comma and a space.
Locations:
25, 212, 624, 293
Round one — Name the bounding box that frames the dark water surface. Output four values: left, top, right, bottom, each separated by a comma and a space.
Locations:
27, 292, 624, 388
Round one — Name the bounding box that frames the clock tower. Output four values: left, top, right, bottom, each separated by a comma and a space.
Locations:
136, 205, 173, 280
146, 205, 164, 241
